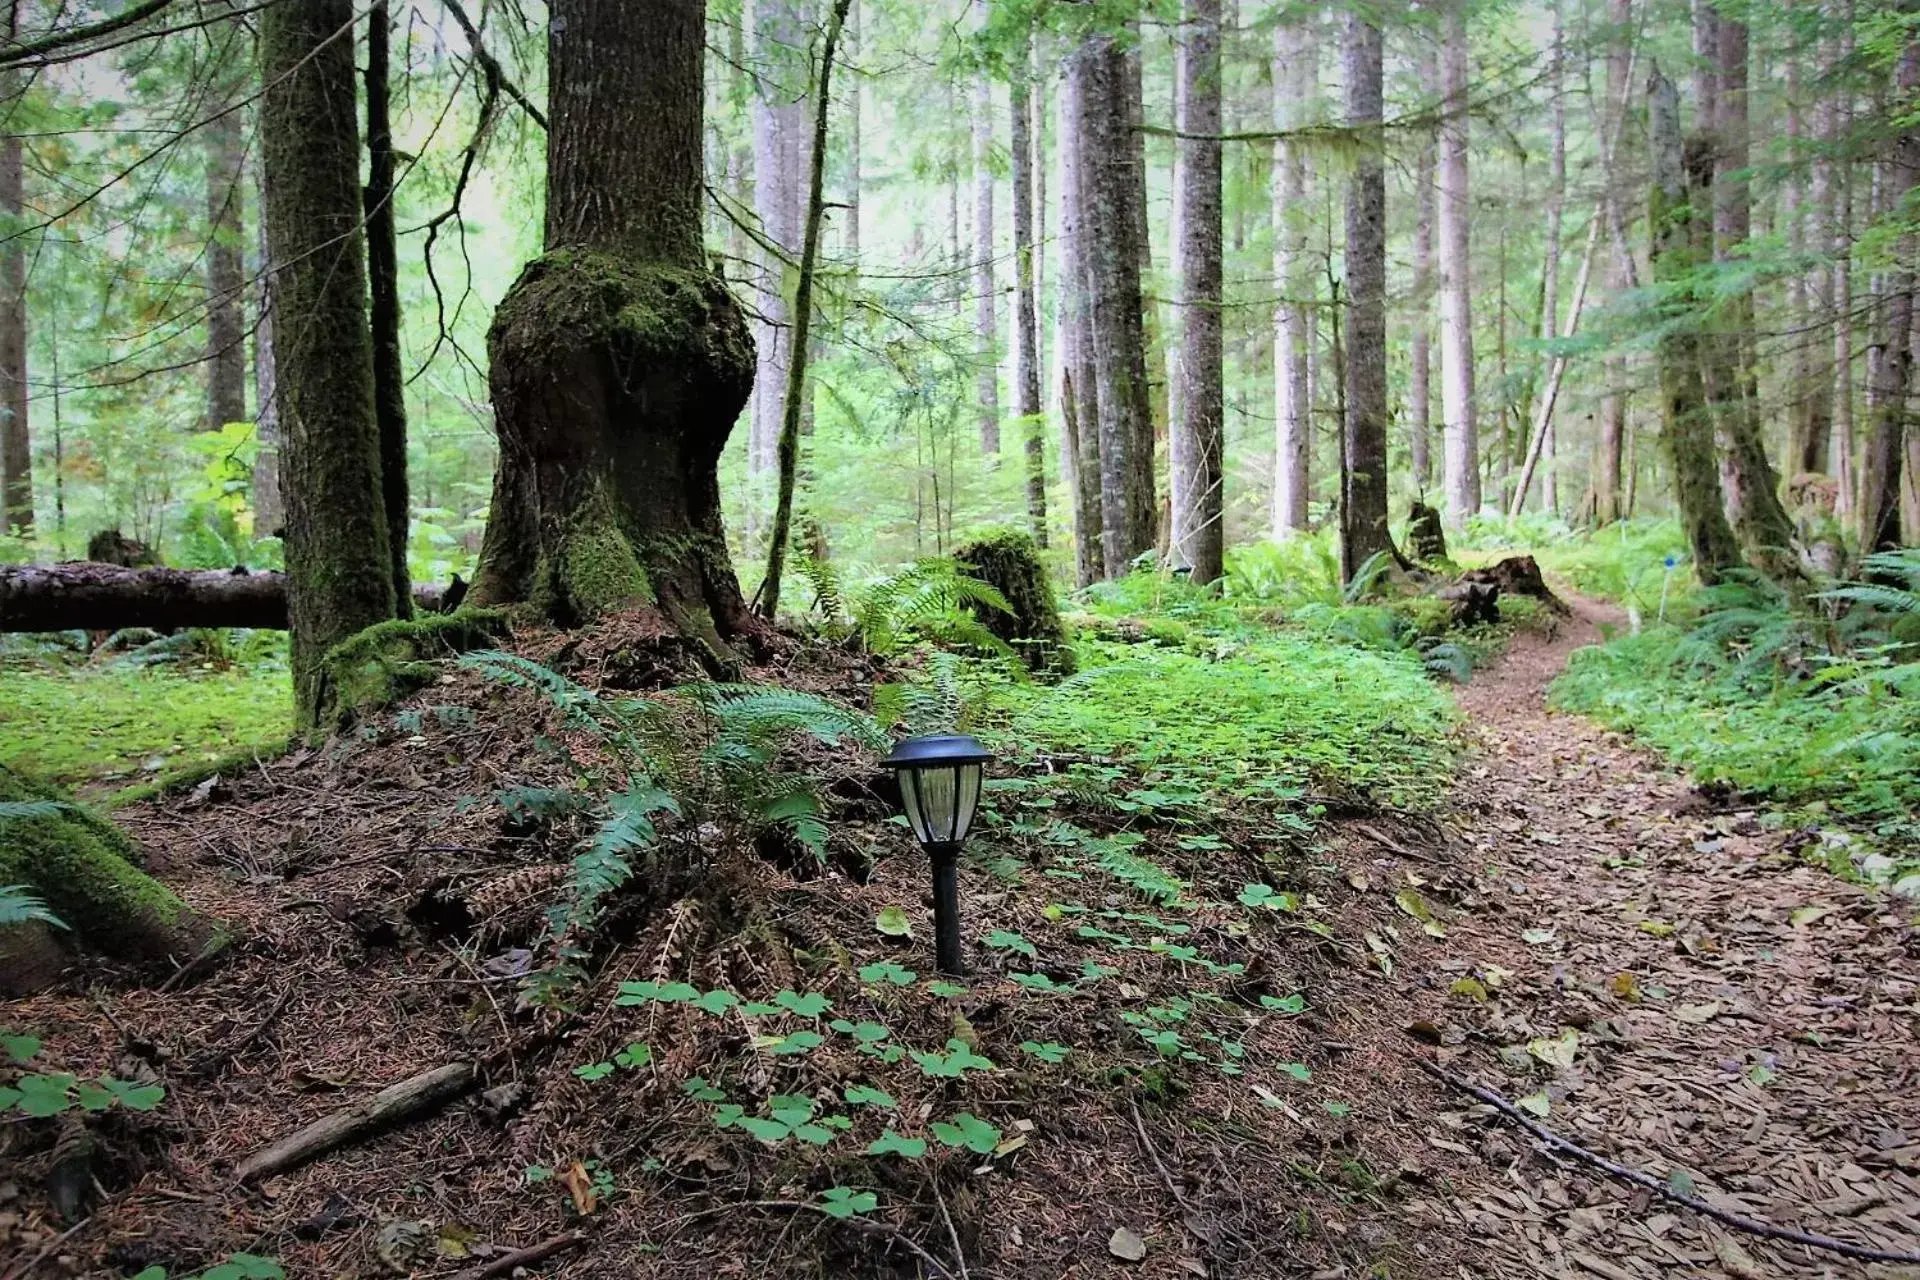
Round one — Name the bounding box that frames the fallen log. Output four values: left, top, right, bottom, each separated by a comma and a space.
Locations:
234, 1061, 476, 1183
0, 563, 462, 633
1461, 554, 1571, 616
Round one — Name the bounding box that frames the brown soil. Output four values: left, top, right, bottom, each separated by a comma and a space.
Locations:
4, 602, 1915, 1279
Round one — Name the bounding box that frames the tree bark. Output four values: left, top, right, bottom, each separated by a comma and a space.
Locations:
1539, 0, 1566, 516
1271, 16, 1314, 535
1597, 0, 1634, 525
1826, 7, 1857, 524
473, 0, 758, 657
0, 563, 288, 631
1647, 64, 1742, 583
1787, 37, 1831, 476
1438, 0, 1479, 522
844, 0, 860, 264
1861, 36, 1919, 552
252, 146, 283, 536
1010, 33, 1046, 546
1058, 54, 1104, 587
749, 0, 812, 517
0, 10, 28, 538
1171, 0, 1222, 584
1071, 32, 1153, 575
1408, 41, 1436, 499
1706, 7, 1800, 570
758, 0, 851, 619
204, 92, 247, 436
1341, 10, 1392, 583
973, 0, 1000, 457
365, 0, 410, 617
260, 0, 397, 730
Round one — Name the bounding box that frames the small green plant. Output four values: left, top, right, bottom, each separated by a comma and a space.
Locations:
929, 1112, 1002, 1154
130, 1256, 284, 1280
912, 1038, 996, 1078
848, 558, 1016, 657
818, 1186, 879, 1218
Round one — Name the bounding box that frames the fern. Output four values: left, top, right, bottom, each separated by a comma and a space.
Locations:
851, 559, 1015, 657
459, 650, 600, 724
679, 684, 887, 752
0, 800, 67, 821
795, 554, 848, 632
0, 885, 66, 930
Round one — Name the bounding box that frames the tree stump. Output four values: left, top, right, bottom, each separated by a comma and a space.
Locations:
1407, 501, 1449, 565
954, 529, 1074, 675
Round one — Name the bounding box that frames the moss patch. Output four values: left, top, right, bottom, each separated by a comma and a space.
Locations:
316, 609, 509, 733
0, 765, 221, 981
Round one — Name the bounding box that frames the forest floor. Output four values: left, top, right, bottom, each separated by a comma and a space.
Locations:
5, 594, 1919, 1279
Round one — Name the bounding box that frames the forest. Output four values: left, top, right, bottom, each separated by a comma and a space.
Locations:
1, 0, 1918, 1276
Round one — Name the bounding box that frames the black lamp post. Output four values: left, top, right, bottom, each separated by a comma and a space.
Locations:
880, 733, 992, 975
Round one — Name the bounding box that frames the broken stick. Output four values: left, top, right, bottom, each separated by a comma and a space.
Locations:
235, 1061, 475, 1183
454, 1230, 586, 1280
1410, 1054, 1920, 1266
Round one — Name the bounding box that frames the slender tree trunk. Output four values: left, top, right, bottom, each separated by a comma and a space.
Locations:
1122, 39, 1160, 554
972, 0, 1000, 456
1408, 43, 1436, 499
1341, 10, 1392, 582
1597, 0, 1634, 524
1171, 0, 1222, 584
1831, 4, 1857, 524
845, 0, 860, 263
205, 102, 247, 435
365, 0, 410, 616
1861, 37, 1919, 552
260, 0, 397, 728
0, 16, 28, 538
1010, 34, 1046, 545
750, 0, 811, 518
474, 0, 758, 654
1059, 54, 1104, 586
1788, 36, 1832, 475
1647, 64, 1742, 583
1271, 17, 1314, 535
1706, 7, 1800, 569
1540, 0, 1566, 516
1438, 0, 1479, 521
252, 148, 283, 536
760, 0, 852, 617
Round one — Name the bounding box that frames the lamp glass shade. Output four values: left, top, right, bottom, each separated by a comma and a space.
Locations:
881, 733, 992, 849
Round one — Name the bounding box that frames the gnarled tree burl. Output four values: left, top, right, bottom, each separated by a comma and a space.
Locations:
473, 0, 759, 661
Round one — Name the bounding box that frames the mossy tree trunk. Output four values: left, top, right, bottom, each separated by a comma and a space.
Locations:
365, 0, 411, 617
1340, 11, 1395, 584
473, 0, 758, 658
260, 0, 398, 731
0, 3, 29, 537
1861, 37, 1919, 555
1647, 66, 1742, 584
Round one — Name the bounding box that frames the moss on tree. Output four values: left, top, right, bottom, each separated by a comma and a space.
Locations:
0, 766, 224, 989
955, 529, 1074, 676
314, 608, 508, 733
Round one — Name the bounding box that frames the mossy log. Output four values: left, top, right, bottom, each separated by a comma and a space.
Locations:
0, 766, 225, 993
0, 562, 462, 633
313, 608, 509, 733
955, 529, 1075, 675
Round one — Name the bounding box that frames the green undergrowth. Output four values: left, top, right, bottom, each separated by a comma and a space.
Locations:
1455, 514, 1691, 611
1552, 557, 1920, 888
0, 649, 293, 798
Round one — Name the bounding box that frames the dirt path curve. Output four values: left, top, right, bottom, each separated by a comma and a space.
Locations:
1418, 596, 1920, 1279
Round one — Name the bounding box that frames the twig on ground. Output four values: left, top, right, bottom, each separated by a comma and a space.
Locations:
1129, 1094, 1233, 1250
234, 1061, 476, 1183
453, 1229, 586, 1280
1411, 1054, 1920, 1266
676, 1200, 959, 1277
932, 1180, 970, 1280
1, 1216, 89, 1280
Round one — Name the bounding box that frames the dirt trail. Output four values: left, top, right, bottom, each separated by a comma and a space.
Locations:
1414, 598, 1920, 1278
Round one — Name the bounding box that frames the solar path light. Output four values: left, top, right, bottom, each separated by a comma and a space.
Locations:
879, 733, 992, 975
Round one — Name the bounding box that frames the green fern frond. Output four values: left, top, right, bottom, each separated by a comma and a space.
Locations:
460, 650, 601, 723
678, 684, 886, 750
0, 885, 66, 930
0, 800, 68, 821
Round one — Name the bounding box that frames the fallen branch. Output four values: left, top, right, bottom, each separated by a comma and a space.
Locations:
1411, 1055, 1920, 1266
234, 1061, 476, 1183
676, 1200, 959, 1278
454, 1230, 586, 1280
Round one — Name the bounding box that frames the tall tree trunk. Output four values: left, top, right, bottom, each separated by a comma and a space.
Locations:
1011, 33, 1047, 545
1787, 37, 1832, 475
1438, 0, 1479, 521
749, 0, 811, 524
1539, 0, 1566, 515
1597, 0, 1634, 524
1123, 38, 1161, 553
844, 0, 860, 264
1828, 7, 1857, 523
1647, 64, 1742, 583
473, 0, 758, 654
0, 15, 28, 538
260, 0, 397, 728
1341, 10, 1392, 582
759, 0, 852, 618
252, 149, 283, 536
1271, 18, 1314, 537
205, 100, 247, 435
1072, 32, 1153, 575
1861, 37, 1919, 552
1058, 55, 1103, 586
1408, 42, 1436, 499
973, 0, 1000, 456
365, 0, 410, 616
1171, 0, 1222, 584
1706, 7, 1800, 570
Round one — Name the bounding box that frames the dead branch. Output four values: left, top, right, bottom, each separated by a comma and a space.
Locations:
234, 1061, 476, 1183
453, 1230, 586, 1280
441, 0, 547, 130
0, 0, 176, 67
1411, 1055, 1920, 1266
